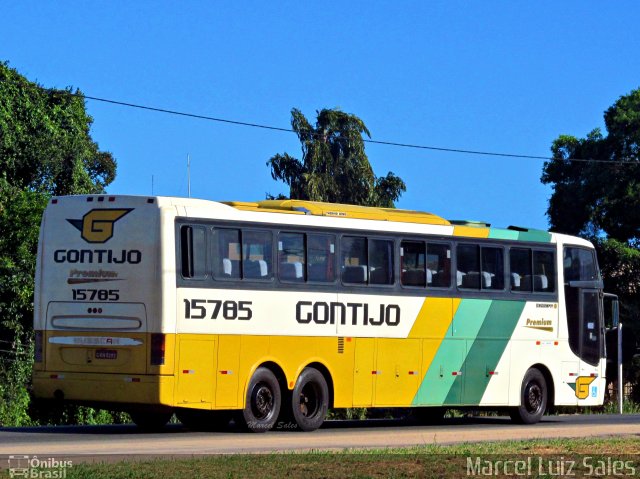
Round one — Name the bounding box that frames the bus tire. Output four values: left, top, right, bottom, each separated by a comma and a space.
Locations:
292, 367, 329, 432
130, 411, 172, 431
240, 367, 281, 433
510, 368, 547, 424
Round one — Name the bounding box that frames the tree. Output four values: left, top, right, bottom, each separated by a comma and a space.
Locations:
0, 61, 116, 195
0, 62, 119, 425
541, 88, 640, 398
0, 62, 117, 340
542, 88, 640, 243
0, 180, 48, 338
267, 108, 406, 207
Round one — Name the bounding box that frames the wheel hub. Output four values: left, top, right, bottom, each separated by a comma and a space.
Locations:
299, 384, 319, 417
253, 384, 274, 419
525, 383, 542, 413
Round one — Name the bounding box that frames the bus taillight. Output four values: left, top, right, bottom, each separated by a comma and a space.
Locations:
150, 334, 165, 366
34, 331, 43, 363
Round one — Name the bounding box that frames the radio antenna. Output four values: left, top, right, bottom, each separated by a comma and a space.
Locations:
187, 154, 191, 198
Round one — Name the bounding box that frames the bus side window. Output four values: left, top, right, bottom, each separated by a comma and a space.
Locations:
180, 225, 207, 279
533, 250, 555, 292
307, 234, 335, 282
214, 228, 241, 279
369, 239, 394, 285
481, 246, 504, 290
457, 244, 480, 289
278, 232, 305, 282
242, 230, 273, 280
341, 236, 367, 284
510, 248, 532, 292
563, 247, 597, 283
400, 241, 426, 287
427, 242, 451, 288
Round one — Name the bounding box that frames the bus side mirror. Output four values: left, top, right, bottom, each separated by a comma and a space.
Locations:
603, 293, 619, 328
567, 280, 604, 289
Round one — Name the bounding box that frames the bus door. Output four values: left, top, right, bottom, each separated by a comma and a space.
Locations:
176, 336, 216, 406
563, 247, 604, 400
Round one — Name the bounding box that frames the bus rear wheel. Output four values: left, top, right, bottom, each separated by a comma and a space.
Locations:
510, 368, 547, 424
292, 367, 329, 432
240, 367, 281, 433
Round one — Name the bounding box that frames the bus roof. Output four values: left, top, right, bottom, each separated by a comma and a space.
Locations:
47, 195, 574, 245
222, 199, 451, 226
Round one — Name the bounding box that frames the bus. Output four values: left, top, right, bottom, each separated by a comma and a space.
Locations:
32, 195, 612, 432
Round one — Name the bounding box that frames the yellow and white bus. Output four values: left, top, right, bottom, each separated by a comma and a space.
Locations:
33, 195, 611, 431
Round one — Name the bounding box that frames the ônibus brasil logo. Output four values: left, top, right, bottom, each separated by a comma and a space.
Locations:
66, 209, 133, 243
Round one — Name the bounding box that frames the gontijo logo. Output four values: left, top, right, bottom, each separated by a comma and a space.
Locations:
67, 209, 133, 243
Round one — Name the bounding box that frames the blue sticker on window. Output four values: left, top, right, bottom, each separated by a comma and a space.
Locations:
591, 386, 598, 398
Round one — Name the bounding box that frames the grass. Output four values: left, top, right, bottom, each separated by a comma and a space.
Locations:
603, 399, 640, 415
7, 436, 638, 479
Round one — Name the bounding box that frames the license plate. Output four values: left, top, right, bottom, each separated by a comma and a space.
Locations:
95, 349, 117, 360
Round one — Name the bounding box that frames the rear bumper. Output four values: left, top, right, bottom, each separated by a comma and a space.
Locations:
32, 371, 175, 407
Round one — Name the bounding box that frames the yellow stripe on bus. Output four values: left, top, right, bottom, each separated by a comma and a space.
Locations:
453, 225, 490, 238
402, 298, 461, 404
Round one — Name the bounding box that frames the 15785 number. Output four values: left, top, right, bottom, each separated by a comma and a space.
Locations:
183, 299, 252, 320
72, 289, 120, 301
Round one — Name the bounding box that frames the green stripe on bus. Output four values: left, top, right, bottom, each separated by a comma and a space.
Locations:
412, 299, 491, 406
488, 228, 552, 242
488, 229, 520, 240
448, 300, 526, 405
517, 230, 552, 243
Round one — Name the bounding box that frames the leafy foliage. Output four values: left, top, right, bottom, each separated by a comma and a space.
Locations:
0, 340, 33, 426
267, 108, 406, 207
30, 399, 131, 426
595, 237, 640, 312
0, 62, 118, 426
0, 179, 49, 341
542, 88, 640, 243
0, 61, 116, 195
542, 88, 640, 391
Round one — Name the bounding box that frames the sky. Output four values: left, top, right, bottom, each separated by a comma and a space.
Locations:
2, 1, 639, 230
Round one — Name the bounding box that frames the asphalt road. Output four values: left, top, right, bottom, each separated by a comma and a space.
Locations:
0, 414, 638, 463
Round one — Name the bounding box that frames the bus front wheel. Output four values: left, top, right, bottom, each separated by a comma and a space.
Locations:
510, 368, 547, 424
240, 367, 281, 433
292, 367, 329, 432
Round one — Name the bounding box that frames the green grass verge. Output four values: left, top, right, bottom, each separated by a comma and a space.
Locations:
5, 436, 637, 479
